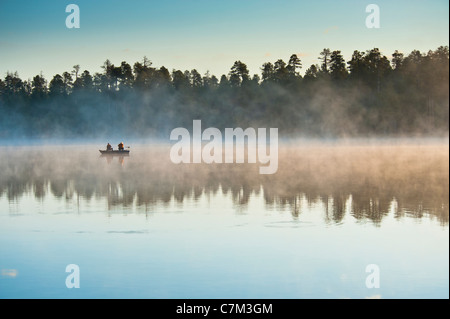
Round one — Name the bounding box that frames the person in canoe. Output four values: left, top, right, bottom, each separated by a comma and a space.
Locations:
118, 142, 124, 151
106, 143, 113, 151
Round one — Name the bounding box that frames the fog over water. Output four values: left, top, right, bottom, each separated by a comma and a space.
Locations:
1, 139, 448, 225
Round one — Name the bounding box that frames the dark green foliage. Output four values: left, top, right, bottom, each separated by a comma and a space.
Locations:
0, 47, 448, 140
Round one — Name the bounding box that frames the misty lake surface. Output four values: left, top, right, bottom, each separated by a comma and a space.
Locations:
0, 140, 448, 299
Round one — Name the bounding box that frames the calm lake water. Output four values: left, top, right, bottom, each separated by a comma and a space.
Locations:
0, 140, 448, 299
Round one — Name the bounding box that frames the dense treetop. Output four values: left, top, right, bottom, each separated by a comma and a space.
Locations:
0, 46, 448, 140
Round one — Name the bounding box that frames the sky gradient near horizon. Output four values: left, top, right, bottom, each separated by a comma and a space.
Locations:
0, 0, 448, 81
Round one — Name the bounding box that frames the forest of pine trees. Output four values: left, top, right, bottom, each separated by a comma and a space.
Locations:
0, 46, 448, 140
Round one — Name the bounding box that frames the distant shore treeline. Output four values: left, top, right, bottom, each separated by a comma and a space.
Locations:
0, 46, 448, 140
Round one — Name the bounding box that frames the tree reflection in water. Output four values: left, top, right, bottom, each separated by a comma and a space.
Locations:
1, 142, 448, 225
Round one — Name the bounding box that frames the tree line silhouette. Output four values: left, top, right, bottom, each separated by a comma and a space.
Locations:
0, 46, 448, 139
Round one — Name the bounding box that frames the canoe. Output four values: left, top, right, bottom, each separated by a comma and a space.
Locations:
99, 150, 130, 155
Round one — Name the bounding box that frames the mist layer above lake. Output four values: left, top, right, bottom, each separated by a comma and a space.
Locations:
1, 140, 448, 225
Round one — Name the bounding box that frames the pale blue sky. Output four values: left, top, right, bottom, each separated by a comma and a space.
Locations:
0, 0, 448, 81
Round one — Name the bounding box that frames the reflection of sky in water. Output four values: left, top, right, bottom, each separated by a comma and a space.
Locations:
1, 186, 448, 299
0, 143, 448, 298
